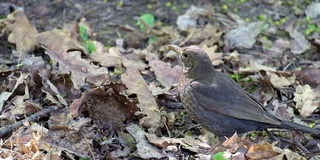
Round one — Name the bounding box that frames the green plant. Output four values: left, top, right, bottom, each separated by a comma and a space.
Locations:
305, 17, 320, 35
212, 152, 229, 160
230, 74, 243, 83
79, 25, 96, 53
137, 13, 157, 44
137, 13, 155, 32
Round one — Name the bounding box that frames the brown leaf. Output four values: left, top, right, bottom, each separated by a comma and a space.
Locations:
121, 63, 161, 132
295, 67, 320, 88
267, 72, 295, 88
224, 22, 263, 49
201, 44, 223, 66
37, 28, 84, 52
285, 24, 310, 54
145, 133, 210, 153
89, 42, 123, 68
69, 84, 136, 130
126, 124, 164, 159
5, 9, 38, 55
269, 142, 306, 160
270, 100, 293, 121
187, 24, 224, 46
246, 141, 278, 159
223, 133, 252, 153
37, 29, 109, 89
149, 60, 182, 88
293, 85, 320, 117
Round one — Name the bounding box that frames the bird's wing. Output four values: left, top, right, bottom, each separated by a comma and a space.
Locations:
188, 80, 281, 125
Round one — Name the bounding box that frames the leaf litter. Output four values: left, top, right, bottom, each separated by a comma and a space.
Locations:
0, 1, 320, 159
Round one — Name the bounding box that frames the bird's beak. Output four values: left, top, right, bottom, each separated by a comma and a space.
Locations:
168, 45, 183, 56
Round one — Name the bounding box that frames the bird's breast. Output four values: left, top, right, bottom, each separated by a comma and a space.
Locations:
178, 74, 199, 119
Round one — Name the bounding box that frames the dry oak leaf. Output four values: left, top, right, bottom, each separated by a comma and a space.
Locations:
201, 44, 223, 66
145, 133, 210, 153
187, 24, 224, 46
37, 29, 109, 89
293, 85, 320, 117
90, 42, 123, 68
246, 141, 278, 159
294, 67, 320, 88
268, 72, 295, 88
126, 124, 164, 159
149, 60, 182, 88
224, 21, 263, 49
121, 63, 161, 133
5, 9, 38, 54
69, 84, 136, 130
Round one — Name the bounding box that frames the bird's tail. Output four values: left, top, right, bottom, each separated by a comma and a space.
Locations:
280, 121, 320, 135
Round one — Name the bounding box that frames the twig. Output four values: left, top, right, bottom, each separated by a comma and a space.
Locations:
0, 106, 57, 138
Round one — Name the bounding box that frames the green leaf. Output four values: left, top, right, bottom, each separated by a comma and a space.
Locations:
79, 25, 88, 41
212, 152, 229, 160
137, 13, 155, 32
85, 41, 96, 53
148, 36, 157, 44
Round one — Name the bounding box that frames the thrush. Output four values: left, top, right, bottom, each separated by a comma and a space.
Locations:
168, 45, 320, 141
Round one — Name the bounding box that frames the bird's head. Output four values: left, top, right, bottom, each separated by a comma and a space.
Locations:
168, 45, 214, 80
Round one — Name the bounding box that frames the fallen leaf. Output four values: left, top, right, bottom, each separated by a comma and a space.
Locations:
285, 24, 310, 54
224, 21, 263, 49
0, 92, 12, 111
90, 42, 123, 68
46, 80, 68, 106
69, 84, 136, 130
187, 24, 224, 46
294, 67, 320, 88
121, 63, 161, 132
267, 72, 295, 88
246, 141, 278, 159
149, 60, 182, 88
305, 3, 320, 18
269, 142, 306, 160
201, 44, 223, 66
126, 123, 164, 159
223, 133, 252, 153
145, 133, 210, 153
270, 100, 293, 121
176, 6, 211, 31
5, 9, 38, 55
37, 29, 109, 89
293, 85, 320, 117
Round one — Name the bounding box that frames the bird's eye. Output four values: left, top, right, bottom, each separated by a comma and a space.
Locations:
182, 52, 188, 58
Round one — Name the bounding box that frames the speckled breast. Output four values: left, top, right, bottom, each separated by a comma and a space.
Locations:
178, 74, 197, 120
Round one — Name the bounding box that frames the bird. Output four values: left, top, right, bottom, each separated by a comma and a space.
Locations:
168, 45, 320, 141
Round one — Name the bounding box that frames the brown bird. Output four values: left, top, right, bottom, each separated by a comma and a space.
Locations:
168, 45, 320, 141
